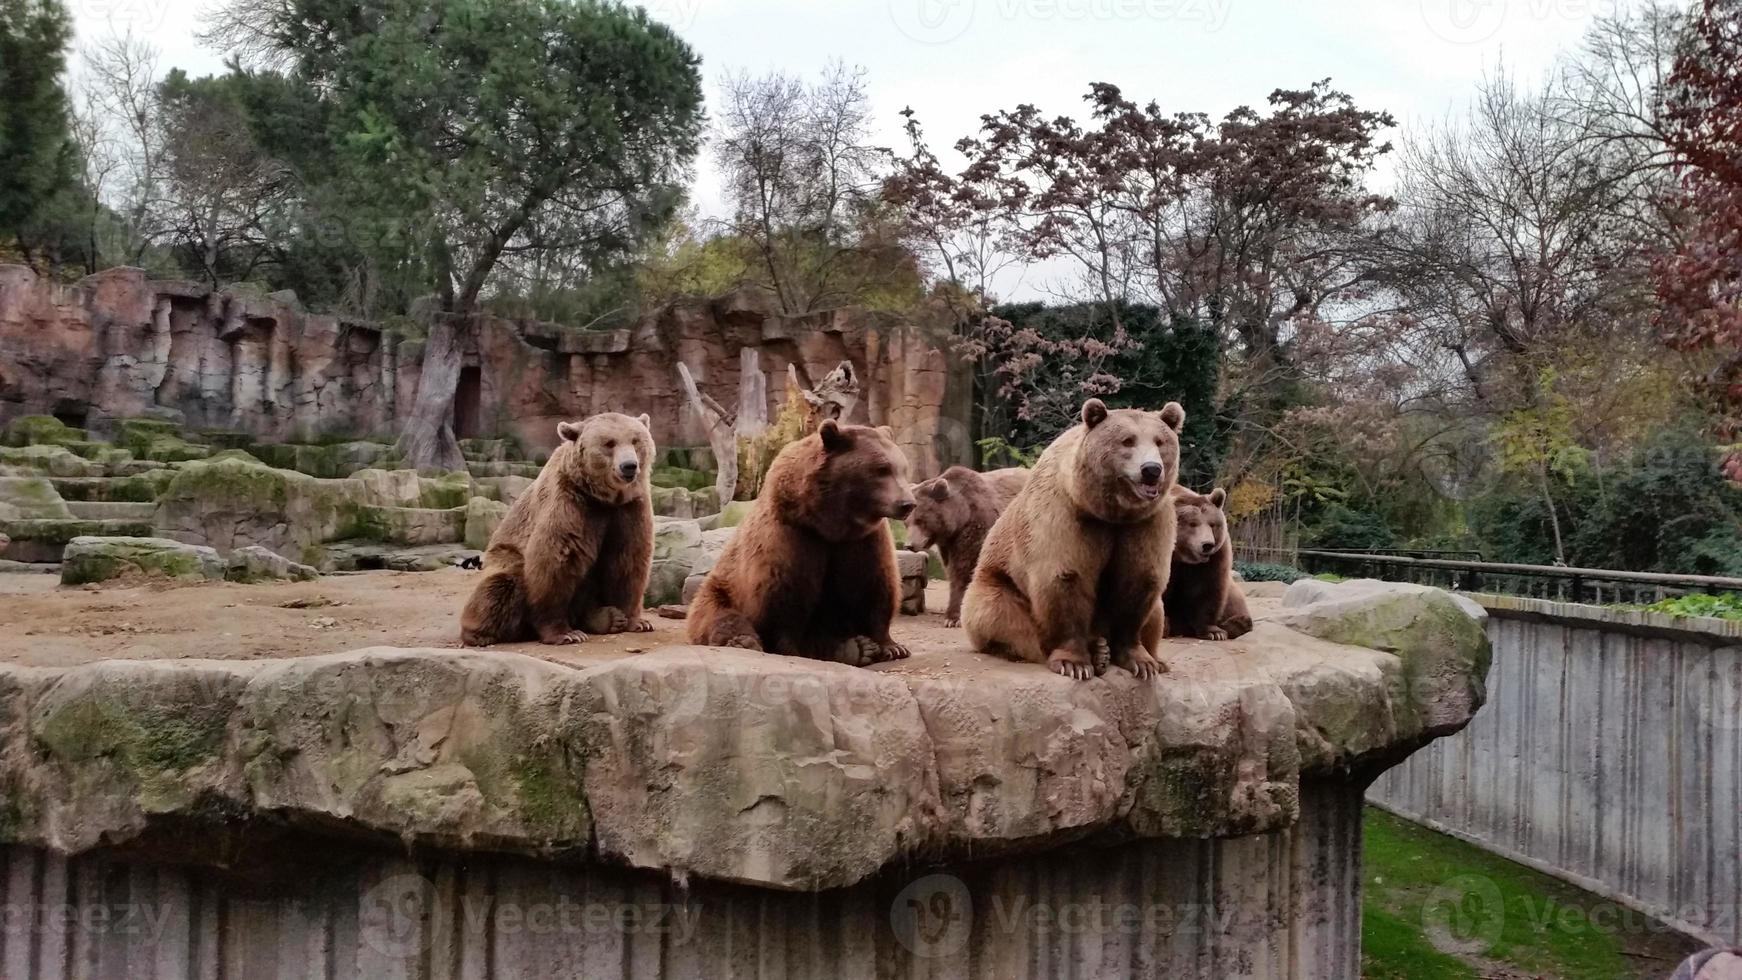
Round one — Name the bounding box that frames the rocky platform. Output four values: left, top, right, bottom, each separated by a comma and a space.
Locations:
0, 583, 1488, 892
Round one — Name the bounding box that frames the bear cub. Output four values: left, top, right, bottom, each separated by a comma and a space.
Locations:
460, 413, 655, 647
687, 420, 916, 666
962, 398, 1184, 680
1162, 487, 1253, 641
905, 466, 1026, 627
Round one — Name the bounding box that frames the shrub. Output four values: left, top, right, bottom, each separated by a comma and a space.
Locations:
1235, 561, 1307, 583
1640, 593, 1742, 622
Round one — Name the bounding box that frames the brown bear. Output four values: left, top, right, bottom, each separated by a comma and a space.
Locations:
981, 467, 1032, 510
962, 398, 1185, 680
687, 420, 916, 666
905, 466, 1018, 627
459, 413, 655, 647
1162, 487, 1254, 641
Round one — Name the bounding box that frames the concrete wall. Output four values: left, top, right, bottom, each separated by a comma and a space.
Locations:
1369, 595, 1742, 946
0, 783, 1365, 980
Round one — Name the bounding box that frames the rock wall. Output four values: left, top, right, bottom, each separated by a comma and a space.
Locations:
0, 266, 968, 479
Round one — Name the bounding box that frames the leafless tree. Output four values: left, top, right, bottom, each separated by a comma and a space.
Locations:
713, 61, 892, 312
77, 32, 167, 265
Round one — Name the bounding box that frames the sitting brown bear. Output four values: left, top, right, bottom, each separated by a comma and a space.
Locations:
962, 398, 1184, 680
906, 466, 1025, 626
459, 413, 655, 647
1162, 487, 1253, 641
687, 421, 917, 666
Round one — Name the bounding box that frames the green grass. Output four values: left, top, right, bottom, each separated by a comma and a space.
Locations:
1363, 808, 1686, 980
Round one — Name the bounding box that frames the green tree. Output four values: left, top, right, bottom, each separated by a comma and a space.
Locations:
0, 0, 77, 270
208, 0, 705, 470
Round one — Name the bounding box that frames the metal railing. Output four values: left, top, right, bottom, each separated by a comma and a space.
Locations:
1239, 546, 1742, 606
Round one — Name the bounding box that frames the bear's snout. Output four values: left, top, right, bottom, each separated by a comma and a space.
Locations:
893, 499, 916, 519
1139, 461, 1164, 486
1200, 539, 1216, 556
617, 460, 640, 481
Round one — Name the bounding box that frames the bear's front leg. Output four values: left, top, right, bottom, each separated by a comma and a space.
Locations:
1032, 569, 1099, 680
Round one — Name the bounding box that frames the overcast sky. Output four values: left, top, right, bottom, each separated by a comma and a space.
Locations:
68, 0, 1643, 294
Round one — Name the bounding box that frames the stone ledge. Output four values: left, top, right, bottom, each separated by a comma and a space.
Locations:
0, 586, 1488, 892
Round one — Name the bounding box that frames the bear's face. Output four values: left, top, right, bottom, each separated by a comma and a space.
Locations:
792, 421, 915, 540
1173, 487, 1229, 564
555, 413, 654, 504
1073, 398, 1185, 523
906, 469, 977, 551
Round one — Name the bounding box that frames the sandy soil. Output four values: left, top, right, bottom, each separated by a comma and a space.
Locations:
0, 570, 1284, 671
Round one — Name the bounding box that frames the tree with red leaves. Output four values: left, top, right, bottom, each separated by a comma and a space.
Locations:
1656, 0, 1742, 430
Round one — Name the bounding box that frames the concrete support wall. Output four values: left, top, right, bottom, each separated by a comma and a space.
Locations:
1369, 596, 1742, 945
0, 782, 1365, 980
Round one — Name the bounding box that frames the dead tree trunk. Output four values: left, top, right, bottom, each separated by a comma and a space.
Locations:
395, 315, 470, 474
736, 347, 768, 439
678, 362, 742, 506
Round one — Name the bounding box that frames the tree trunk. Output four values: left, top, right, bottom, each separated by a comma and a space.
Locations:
1538, 460, 1567, 564
737, 347, 768, 438
395, 314, 471, 474
677, 362, 741, 506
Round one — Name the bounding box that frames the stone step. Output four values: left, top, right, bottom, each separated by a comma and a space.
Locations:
50, 475, 168, 502
0, 518, 157, 563
466, 461, 544, 479
320, 542, 479, 573
342, 505, 467, 547
64, 501, 157, 521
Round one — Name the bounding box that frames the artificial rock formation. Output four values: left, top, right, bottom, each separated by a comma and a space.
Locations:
0, 584, 1489, 979
0, 265, 967, 480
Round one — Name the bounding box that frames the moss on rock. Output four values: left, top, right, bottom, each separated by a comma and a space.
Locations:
60, 536, 226, 585
3, 415, 84, 448
0, 477, 72, 520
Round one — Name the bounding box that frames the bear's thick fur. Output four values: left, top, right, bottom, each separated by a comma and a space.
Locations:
962, 398, 1185, 679
459, 413, 655, 647
906, 466, 1018, 626
981, 467, 1031, 510
1162, 487, 1253, 641
687, 421, 916, 666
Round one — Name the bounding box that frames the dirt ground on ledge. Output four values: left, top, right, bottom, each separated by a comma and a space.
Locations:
0, 570, 1285, 671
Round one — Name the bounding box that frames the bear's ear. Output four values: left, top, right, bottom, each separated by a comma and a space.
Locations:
1081, 399, 1109, 429
819, 419, 850, 452
1209, 487, 1227, 508
636, 413, 651, 431
1157, 402, 1185, 432
557, 420, 583, 443
923, 480, 950, 502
